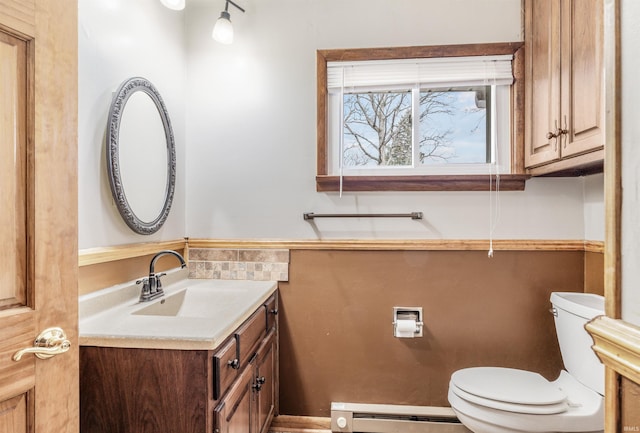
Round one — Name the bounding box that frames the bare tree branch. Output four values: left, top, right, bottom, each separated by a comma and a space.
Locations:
342, 90, 478, 166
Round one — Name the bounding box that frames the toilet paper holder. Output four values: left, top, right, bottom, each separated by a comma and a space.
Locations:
393, 307, 423, 337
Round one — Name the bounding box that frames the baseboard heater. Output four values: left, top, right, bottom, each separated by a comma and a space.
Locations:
330, 402, 471, 433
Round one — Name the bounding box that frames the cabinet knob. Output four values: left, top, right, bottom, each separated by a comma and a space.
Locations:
547, 120, 563, 139
560, 115, 569, 148
270, 309, 278, 315
547, 119, 565, 150
560, 117, 568, 136
252, 376, 266, 391
227, 358, 240, 369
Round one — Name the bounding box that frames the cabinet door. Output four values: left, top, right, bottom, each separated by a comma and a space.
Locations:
255, 331, 276, 433
525, 0, 562, 168
560, 0, 604, 158
215, 366, 254, 433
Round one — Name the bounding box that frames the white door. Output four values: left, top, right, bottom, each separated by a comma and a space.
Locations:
0, 1, 78, 432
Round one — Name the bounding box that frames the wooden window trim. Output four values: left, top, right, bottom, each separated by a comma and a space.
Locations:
316, 42, 527, 192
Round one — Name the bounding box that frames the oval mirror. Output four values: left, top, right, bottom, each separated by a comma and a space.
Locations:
106, 77, 176, 235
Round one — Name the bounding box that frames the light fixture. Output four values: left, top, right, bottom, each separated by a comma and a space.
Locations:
160, 0, 185, 10
212, 0, 245, 44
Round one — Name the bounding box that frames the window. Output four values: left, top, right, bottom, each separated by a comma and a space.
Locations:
316, 43, 527, 192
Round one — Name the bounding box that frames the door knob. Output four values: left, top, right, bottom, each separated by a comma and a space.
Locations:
12, 327, 71, 361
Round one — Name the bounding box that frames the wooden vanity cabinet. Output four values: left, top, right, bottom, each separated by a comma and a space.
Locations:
215, 330, 277, 433
524, 0, 604, 176
80, 290, 278, 433
214, 295, 278, 433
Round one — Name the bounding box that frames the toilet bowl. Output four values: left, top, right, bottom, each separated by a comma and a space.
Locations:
448, 369, 603, 433
448, 292, 605, 433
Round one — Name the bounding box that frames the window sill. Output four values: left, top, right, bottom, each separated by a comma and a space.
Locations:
316, 174, 530, 192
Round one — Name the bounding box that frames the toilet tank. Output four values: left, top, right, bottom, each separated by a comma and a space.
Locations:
550, 292, 605, 395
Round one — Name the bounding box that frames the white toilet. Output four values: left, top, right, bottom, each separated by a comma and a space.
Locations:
448, 292, 605, 433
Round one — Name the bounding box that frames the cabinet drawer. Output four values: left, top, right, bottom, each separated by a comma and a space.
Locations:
213, 336, 239, 400
265, 294, 277, 332
235, 307, 266, 367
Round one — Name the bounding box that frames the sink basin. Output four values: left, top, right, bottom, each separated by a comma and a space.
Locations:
131, 286, 256, 318
79, 275, 277, 350
132, 290, 188, 316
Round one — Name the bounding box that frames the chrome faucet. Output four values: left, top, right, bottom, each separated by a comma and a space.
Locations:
137, 250, 187, 302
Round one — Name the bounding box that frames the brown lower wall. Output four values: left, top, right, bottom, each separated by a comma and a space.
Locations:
622, 377, 640, 431
585, 251, 605, 295
278, 249, 595, 417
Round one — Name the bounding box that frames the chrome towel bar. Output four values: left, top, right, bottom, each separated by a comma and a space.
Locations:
303, 212, 423, 220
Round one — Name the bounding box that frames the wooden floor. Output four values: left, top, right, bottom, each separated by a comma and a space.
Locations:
268, 415, 331, 433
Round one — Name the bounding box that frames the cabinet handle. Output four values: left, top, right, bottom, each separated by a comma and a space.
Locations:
561, 115, 569, 148
546, 120, 565, 150
252, 376, 266, 392
227, 358, 240, 369
546, 130, 559, 151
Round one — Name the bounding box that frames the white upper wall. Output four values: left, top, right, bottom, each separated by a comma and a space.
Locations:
78, 0, 186, 249
621, 0, 640, 325
583, 173, 605, 242
184, 0, 604, 241
77, 0, 604, 248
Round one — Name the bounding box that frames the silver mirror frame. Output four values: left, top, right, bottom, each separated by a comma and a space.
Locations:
106, 77, 176, 235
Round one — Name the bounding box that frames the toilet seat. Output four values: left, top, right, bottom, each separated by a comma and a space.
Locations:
450, 367, 568, 415
448, 369, 604, 433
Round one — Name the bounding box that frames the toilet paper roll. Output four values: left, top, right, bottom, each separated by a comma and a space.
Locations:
395, 319, 417, 338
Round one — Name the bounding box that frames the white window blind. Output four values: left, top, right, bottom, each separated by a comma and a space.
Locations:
327, 55, 514, 91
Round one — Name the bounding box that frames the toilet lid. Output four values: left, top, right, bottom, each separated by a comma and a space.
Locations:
450, 382, 569, 415
451, 367, 567, 406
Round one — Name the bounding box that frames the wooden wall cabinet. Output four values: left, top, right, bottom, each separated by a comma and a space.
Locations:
80, 291, 278, 433
524, 0, 604, 176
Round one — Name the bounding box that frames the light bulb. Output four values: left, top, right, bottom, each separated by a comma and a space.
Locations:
212, 11, 234, 44
160, 0, 185, 11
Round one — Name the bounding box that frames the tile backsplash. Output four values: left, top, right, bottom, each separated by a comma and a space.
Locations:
188, 248, 289, 282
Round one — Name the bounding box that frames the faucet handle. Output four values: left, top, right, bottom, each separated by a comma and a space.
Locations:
137, 278, 152, 302
152, 273, 166, 297
155, 273, 166, 288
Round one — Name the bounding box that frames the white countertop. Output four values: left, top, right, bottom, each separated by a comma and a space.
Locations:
79, 270, 278, 350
